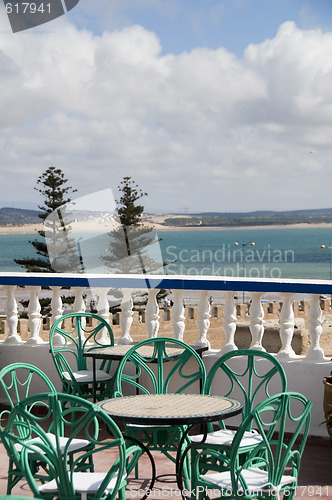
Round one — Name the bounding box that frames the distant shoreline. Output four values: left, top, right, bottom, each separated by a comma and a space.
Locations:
2, 220, 332, 234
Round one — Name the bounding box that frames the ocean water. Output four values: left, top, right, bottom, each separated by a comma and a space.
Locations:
158, 227, 332, 280
1, 226, 332, 280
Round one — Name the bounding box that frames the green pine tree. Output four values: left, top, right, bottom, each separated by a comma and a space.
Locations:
14, 166, 81, 273
102, 177, 167, 308
103, 177, 162, 274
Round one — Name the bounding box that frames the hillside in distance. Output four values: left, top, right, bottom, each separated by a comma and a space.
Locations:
0, 207, 40, 225
161, 207, 332, 227
3, 206, 332, 228
0, 207, 112, 226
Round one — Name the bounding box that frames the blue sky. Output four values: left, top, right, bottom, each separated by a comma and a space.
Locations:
1, 0, 332, 213
70, 0, 332, 55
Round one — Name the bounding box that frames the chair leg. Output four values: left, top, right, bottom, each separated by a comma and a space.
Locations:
118, 485, 126, 499
6, 475, 14, 495
6, 459, 20, 494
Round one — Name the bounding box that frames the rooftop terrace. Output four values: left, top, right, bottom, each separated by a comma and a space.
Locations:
0, 272, 332, 498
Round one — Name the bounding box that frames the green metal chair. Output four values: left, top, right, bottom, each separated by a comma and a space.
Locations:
0, 363, 93, 494
49, 312, 115, 402
191, 392, 312, 500
191, 349, 287, 448
113, 337, 206, 484
3, 392, 144, 500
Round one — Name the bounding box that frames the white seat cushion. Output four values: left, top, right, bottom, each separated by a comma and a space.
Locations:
200, 467, 296, 493
62, 370, 112, 383
190, 429, 263, 448
39, 471, 126, 495
15, 432, 90, 454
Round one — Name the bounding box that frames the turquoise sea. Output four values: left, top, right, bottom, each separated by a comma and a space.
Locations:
1, 226, 332, 280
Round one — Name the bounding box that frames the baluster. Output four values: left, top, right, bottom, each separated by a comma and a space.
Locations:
72, 287, 86, 343
4, 285, 22, 344
277, 293, 296, 359
172, 289, 185, 341
146, 289, 160, 338
220, 291, 237, 353
96, 287, 111, 344
49, 286, 65, 346
51, 286, 64, 325
249, 292, 265, 350
72, 287, 86, 314
196, 290, 211, 348
306, 294, 326, 361
119, 288, 133, 344
27, 286, 43, 344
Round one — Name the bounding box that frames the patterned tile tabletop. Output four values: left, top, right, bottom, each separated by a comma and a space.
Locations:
85, 344, 189, 359
97, 393, 242, 425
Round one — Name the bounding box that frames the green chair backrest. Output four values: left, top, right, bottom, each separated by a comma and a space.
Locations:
114, 337, 206, 397
49, 312, 114, 379
229, 392, 312, 495
205, 349, 287, 425
4, 392, 127, 500
0, 363, 56, 426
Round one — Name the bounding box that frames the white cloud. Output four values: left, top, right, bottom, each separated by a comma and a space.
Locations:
0, 17, 332, 212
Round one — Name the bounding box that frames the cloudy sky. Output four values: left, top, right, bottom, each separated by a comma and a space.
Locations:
1, 0, 332, 213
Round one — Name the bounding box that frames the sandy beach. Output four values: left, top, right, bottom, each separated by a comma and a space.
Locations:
2, 217, 332, 234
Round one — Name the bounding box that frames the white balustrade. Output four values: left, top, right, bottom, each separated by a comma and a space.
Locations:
146, 289, 160, 338
0, 274, 330, 361
220, 291, 237, 353
96, 287, 111, 344
27, 286, 43, 344
277, 293, 296, 359
4, 285, 21, 344
50, 286, 64, 326
50, 286, 65, 346
72, 286, 87, 343
72, 287, 86, 314
306, 294, 326, 361
249, 292, 265, 351
171, 289, 185, 341
119, 288, 133, 344
196, 290, 211, 348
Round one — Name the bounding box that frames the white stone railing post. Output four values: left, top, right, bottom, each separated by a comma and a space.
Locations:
72, 287, 87, 343
50, 286, 65, 346
277, 293, 296, 359
27, 286, 43, 344
172, 289, 185, 341
196, 290, 211, 348
96, 287, 111, 344
50, 286, 64, 326
249, 292, 265, 350
119, 288, 133, 344
220, 291, 237, 353
4, 285, 22, 344
306, 294, 326, 361
146, 289, 160, 338
72, 287, 86, 314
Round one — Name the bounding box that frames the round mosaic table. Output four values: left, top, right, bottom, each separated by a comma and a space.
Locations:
97, 393, 243, 425
98, 393, 242, 499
